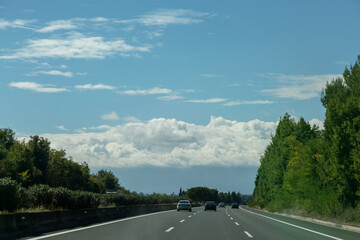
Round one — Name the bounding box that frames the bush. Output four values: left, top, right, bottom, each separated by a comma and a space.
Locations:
51, 187, 74, 209
27, 184, 54, 208
18, 186, 36, 209
0, 178, 20, 211
0, 180, 178, 212
72, 191, 101, 209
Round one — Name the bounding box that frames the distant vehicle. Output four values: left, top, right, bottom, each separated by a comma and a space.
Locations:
204, 201, 217, 211
218, 202, 225, 208
177, 200, 192, 212
231, 202, 239, 208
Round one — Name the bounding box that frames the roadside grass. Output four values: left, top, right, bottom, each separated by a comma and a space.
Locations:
270, 206, 360, 227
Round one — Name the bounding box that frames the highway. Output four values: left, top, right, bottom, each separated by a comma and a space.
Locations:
24, 206, 360, 240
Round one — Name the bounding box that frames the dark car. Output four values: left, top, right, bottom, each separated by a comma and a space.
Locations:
204, 201, 217, 211
231, 202, 239, 208
218, 202, 225, 208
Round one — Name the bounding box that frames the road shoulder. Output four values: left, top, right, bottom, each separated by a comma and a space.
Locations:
247, 206, 360, 233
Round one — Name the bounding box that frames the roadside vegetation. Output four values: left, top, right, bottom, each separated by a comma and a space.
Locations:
181, 186, 252, 205
0, 130, 184, 213
0, 177, 182, 213
249, 56, 360, 225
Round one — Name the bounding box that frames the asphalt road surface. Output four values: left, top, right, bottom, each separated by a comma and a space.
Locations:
23, 206, 360, 240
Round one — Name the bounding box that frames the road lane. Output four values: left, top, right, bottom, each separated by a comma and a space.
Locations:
168, 207, 245, 240
23, 206, 360, 240
227, 206, 360, 240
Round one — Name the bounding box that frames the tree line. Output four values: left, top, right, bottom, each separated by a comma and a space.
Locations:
250, 56, 360, 223
184, 186, 251, 204
0, 133, 187, 212
0, 132, 122, 194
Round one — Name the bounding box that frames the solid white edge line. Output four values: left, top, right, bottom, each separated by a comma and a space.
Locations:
165, 227, 174, 232
27, 209, 176, 240
240, 207, 343, 240
244, 231, 253, 238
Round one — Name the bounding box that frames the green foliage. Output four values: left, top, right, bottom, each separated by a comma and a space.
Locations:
27, 136, 51, 184
0, 128, 15, 150
320, 56, 360, 206
186, 186, 218, 202
0, 178, 20, 211
95, 169, 121, 192
252, 55, 360, 223
27, 184, 55, 208
47, 150, 92, 191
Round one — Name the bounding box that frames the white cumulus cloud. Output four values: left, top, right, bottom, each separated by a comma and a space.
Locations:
42, 116, 278, 168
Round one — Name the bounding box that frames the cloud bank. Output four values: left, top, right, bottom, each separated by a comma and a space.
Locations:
42, 116, 278, 168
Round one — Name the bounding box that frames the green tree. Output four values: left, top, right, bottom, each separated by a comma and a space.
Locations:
186, 187, 218, 202
27, 136, 51, 184
0, 128, 15, 177
46, 149, 92, 191
0, 128, 15, 150
252, 113, 296, 206
95, 169, 120, 192
321, 55, 360, 206
5, 140, 41, 186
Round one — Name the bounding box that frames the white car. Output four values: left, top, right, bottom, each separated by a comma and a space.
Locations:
177, 200, 192, 212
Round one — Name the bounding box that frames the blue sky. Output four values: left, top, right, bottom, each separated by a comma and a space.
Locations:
1, 0, 359, 194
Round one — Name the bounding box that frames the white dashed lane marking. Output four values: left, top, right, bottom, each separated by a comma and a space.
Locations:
165, 227, 174, 233
244, 231, 253, 238
235, 222, 239, 226
180, 219, 185, 223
